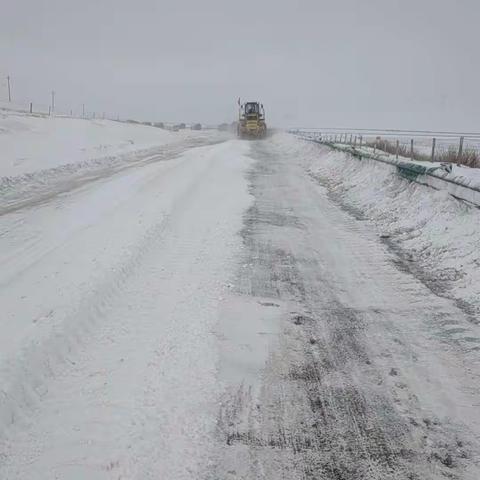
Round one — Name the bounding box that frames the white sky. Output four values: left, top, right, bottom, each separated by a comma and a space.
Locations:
1, 0, 479, 130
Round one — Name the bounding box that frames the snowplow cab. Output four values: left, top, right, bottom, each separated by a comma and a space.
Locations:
238, 101, 267, 139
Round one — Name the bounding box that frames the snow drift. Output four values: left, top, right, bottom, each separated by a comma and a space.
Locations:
0, 109, 218, 214
0, 109, 184, 178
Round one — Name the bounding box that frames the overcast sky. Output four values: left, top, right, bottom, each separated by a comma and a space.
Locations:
1, 0, 479, 130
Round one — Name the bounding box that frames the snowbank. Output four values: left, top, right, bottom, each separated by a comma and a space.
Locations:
0, 109, 192, 178
336, 142, 480, 197
0, 109, 220, 214
279, 133, 480, 317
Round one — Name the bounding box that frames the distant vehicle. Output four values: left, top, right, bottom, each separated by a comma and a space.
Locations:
153, 122, 165, 129
237, 101, 267, 139
191, 123, 202, 130
178, 123, 186, 130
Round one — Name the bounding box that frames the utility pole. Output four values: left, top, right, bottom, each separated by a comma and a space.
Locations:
51, 90, 55, 114
7, 75, 11, 102
82, 103, 85, 118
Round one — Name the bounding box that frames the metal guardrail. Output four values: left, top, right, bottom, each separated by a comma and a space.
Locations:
291, 129, 480, 207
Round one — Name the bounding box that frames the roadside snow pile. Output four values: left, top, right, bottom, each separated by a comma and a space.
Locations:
0, 109, 187, 178
333, 143, 480, 191
282, 133, 480, 318
0, 110, 217, 214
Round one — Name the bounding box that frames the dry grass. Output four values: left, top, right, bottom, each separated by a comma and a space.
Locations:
365, 139, 480, 169
436, 147, 480, 168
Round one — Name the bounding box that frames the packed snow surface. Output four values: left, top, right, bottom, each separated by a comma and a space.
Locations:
1, 129, 480, 479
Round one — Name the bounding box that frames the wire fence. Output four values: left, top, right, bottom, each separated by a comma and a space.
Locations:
0, 98, 118, 121
0, 73, 147, 123
289, 128, 480, 168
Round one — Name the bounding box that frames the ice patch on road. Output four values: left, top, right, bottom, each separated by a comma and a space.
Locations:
216, 295, 286, 388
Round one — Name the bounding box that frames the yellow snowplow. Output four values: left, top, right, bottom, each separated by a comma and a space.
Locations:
237, 101, 267, 139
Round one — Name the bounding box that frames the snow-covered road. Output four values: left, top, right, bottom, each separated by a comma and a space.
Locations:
212, 136, 480, 480
0, 138, 253, 478
1, 133, 480, 479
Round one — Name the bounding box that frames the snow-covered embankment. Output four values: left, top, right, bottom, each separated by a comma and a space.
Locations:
0, 109, 216, 213
1, 109, 182, 178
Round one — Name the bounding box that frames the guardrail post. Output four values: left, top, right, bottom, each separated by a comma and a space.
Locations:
349, 134, 353, 145
395, 140, 399, 159
359, 136, 363, 148
373, 139, 377, 154
334, 134, 337, 143
29, 102, 33, 114
458, 136, 464, 159
410, 139, 414, 160
431, 138, 436, 162
354, 135, 357, 147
